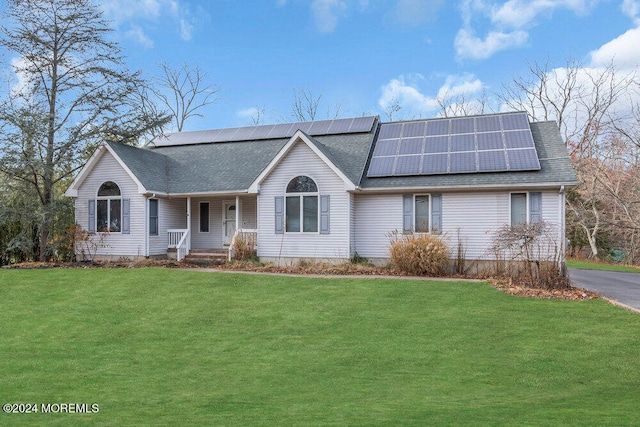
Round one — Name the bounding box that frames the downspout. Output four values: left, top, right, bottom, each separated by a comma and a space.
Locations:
559, 186, 566, 265
145, 196, 149, 257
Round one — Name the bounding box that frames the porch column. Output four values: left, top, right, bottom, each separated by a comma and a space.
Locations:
187, 196, 191, 252
235, 195, 240, 232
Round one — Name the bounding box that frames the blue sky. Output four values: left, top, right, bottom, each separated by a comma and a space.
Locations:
99, 0, 640, 130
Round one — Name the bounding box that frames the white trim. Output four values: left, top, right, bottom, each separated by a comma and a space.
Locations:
353, 182, 577, 194
222, 200, 237, 245
248, 131, 356, 193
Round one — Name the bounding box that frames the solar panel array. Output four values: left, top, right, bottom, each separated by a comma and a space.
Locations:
367, 112, 541, 177
151, 116, 377, 147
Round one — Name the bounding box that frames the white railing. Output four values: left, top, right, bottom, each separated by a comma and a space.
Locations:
168, 228, 190, 262
228, 228, 258, 261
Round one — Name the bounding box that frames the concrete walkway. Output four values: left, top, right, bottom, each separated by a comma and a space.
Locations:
569, 268, 640, 313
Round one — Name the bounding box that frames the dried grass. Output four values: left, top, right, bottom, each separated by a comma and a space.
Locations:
388, 231, 450, 276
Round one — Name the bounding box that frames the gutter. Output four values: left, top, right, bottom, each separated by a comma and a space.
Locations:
350, 181, 579, 194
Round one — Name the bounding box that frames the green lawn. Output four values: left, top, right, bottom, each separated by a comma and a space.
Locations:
1, 268, 639, 426
567, 259, 640, 273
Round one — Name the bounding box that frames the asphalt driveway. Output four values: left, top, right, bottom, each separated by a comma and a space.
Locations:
569, 268, 640, 312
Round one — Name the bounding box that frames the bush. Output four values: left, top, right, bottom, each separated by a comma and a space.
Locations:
490, 221, 571, 290
388, 231, 450, 276
231, 231, 257, 262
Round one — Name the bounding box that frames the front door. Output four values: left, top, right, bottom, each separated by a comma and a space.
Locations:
223, 202, 236, 245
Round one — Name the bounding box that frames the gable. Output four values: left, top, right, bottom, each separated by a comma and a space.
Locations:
65, 144, 146, 197
249, 132, 357, 193
75, 150, 141, 200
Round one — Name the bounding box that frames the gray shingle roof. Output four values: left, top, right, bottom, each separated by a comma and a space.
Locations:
105, 117, 576, 195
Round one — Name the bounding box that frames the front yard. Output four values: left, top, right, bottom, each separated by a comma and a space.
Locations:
1, 268, 639, 425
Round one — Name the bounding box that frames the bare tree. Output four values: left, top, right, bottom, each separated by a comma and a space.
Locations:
384, 98, 402, 122
435, 89, 490, 118
289, 87, 346, 122
291, 87, 321, 121
148, 63, 221, 132
0, 0, 167, 261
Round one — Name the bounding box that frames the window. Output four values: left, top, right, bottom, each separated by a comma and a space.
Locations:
510, 192, 542, 226
97, 181, 121, 232
149, 199, 158, 236
403, 194, 442, 234
414, 195, 430, 232
285, 176, 318, 233
199, 202, 209, 233
511, 193, 527, 225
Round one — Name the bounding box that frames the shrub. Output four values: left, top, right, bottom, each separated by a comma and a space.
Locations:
231, 231, 257, 262
490, 221, 571, 290
388, 231, 450, 276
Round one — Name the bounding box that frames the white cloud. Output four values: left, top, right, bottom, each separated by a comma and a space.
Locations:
490, 0, 598, 29
456, 0, 601, 60
238, 107, 260, 119
393, 0, 446, 26
622, 0, 640, 23
454, 28, 528, 60
126, 25, 154, 48
589, 26, 640, 70
10, 57, 32, 98
311, 0, 348, 33
100, 0, 197, 45
378, 74, 485, 117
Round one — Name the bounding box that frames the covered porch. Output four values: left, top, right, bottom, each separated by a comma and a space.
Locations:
165, 195, 257, 261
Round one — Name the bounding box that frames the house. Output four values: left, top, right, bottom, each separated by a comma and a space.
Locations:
64, 112, 578, 267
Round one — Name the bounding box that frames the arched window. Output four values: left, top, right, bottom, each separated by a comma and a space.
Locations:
286, 176, 318, 233
97, 181, 122, 232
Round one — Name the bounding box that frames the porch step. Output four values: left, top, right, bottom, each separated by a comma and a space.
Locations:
183, 249, 228, 266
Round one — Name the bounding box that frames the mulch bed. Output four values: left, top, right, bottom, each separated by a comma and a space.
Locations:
3, 260, 599, 301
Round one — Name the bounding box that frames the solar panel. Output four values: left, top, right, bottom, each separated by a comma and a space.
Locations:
423, 136, 449, 154
214, 127, 240, 142
249, 124, 275, 140
427, 119, 449, 136
450, 135, 475, 152
374, 139, 399, 156
150, 116, 378, 147
379, 123, 402, 140
477, 132, 504, 150
295, 122, 313, 134
398, 137, 423, 155
308, 119, 333, 134
475, 115, 502, 132
394, 155, 421, 175
231, 126, 256, 141
507, 148, 540, 170
504, 130, 535, 149
449, 152, 477, 173
267, 123, 294, 138
366, 112, 540, 178
451, 117, 474, 134
478, 150, 508, 172
402, 121, 426, 138
328, 118, 353, 134
502, 113, 530, 130
351, 116, 376, 132
368, 156, 396, 177
422, 154, 448, 174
